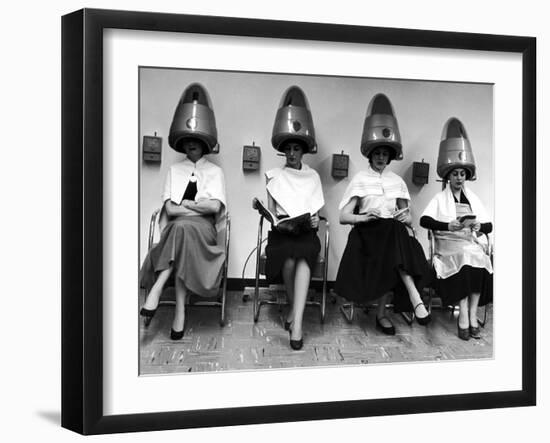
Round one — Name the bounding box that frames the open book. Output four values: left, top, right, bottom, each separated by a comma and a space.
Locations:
457, 214, 476, 223
457, 214, 477, 229
252, 198, 312, 235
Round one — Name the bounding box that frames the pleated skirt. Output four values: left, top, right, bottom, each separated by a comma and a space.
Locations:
139, 215, 225, 298
335, 218, 433, 311
265, 228, 321, 284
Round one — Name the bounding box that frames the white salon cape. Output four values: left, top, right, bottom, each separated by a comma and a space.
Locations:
338, 164, 410, 217
421, 185, 493, 279
161, 157, 227, 233
265, 163, 324, 217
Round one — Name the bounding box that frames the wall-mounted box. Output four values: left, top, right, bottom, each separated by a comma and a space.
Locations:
412, 161, 429, 185
243, 144, 261, 171
143, 135, 162, 163
332, 151, 349, 178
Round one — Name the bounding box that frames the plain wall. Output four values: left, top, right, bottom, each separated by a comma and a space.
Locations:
140, 68, 493, 280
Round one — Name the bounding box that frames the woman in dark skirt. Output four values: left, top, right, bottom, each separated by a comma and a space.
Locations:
336, 93, 432, 335
263, 86, 325, 350
420, 118, 493, 340
139, 83, 227, 340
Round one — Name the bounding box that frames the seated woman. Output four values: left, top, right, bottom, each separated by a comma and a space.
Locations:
264, 86, 325, 350
139, 84, 227, 340
336, 93, 432, 335
420, 117, 493, 340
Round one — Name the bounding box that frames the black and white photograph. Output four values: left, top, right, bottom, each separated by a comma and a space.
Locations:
44, 1, 542, 439
138, 67, 494, 375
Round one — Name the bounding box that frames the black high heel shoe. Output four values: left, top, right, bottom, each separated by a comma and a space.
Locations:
376, 316, 396, 335
457, 318, 470, 341
413, 302, 432, 326
284, 320, 292, 331
469, 325, 481, 339
170, 328, 184, 340
139, 307, 157, 326
289, 330, 303, 350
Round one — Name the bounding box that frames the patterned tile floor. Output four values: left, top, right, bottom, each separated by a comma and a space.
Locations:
139, 288, 493, 375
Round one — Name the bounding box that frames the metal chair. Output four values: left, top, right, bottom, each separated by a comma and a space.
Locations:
141, 208, 231, 328
251, 215, 330, 323
427, 229, 492, 326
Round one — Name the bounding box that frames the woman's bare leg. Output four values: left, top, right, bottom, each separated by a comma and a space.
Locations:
282, 257, 296, 323
397, 269, 429, 318
290, 259, 311, 341
458, 297, 469, 329
142, 267, 172, 310
173, 277, 187, 332
468, 292, 481, 328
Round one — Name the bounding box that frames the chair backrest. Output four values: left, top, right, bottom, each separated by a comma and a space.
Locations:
217, 214, 230, 254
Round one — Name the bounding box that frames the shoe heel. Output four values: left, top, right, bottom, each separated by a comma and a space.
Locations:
413, 302, 431, 326
289, 330, 303, 350
415, 313, 432, 326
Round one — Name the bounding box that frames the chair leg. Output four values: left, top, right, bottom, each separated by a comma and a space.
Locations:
220, 283, 226, 327
253, 284, 260, 322
253, 262, 261, 322
320, 282, 327, 323
340, 302, 355, 323
426, 288, 434, 314
478, 304, 489, 327
400, 311, 414, 325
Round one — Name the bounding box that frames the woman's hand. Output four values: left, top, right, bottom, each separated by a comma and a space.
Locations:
395, 211, 411, 225
448, 220, 464, 231
310, 213, 320, 229
356, 209, 380, 224
181, 199, 194, 208
470, 221, 481, 232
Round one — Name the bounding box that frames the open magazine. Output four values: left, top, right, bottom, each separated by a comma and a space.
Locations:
252, 198, 312, 235
392, 206, 410, 219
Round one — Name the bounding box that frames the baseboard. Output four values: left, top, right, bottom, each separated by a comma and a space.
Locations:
228, 278, 336, 292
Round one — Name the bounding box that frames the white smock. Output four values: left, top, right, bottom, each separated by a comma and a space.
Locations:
265, 163, 324, 217
338, 164, 410, 217
161, 156, 227, 233
421, 185, 492, 279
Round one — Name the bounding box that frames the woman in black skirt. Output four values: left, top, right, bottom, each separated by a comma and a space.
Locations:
264, 86, 325, 350
336, 93, 432, 335
420, 118, 493, 340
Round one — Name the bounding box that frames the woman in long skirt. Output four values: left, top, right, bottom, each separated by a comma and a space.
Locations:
336, 93, 432, 335
139, 83, 227, 340
420, 117, 493, 340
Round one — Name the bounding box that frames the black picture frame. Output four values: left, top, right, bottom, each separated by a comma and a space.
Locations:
61, 8, 536, 435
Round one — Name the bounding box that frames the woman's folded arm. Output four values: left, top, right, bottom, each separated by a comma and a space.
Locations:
164, 199, 221, 217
